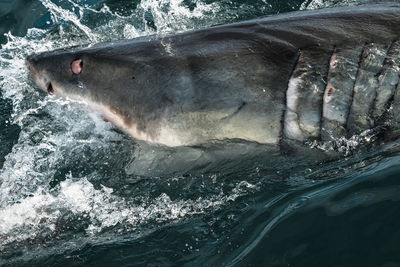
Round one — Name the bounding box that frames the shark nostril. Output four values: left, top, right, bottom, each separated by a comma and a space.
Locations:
47, 83, 54, 95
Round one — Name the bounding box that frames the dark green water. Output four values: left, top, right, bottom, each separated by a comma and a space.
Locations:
1, 0, 400, 266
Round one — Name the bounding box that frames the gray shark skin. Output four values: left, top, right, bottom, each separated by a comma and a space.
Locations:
26, 3, 400, 151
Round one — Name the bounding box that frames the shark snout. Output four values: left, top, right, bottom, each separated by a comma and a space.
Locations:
25, 56, 37, 75
26, 56, 55, 95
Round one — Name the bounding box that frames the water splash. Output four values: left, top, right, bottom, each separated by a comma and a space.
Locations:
138, 0, 221, 33
40, 0, 97, 41
301, 0, 380, 9
306, 129, 379, 156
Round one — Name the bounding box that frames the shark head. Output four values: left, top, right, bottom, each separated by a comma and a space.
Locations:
26, 42, 181, 145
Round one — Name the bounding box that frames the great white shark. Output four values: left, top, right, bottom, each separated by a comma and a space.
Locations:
26, 3, 400, 157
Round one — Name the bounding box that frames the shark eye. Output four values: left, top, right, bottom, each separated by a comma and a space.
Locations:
71, 59, 83, 75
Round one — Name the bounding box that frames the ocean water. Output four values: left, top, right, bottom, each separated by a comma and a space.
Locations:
1, 0, 400, 266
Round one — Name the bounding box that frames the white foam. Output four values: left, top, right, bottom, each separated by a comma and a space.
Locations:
0, 174, 257, 249
301, 0, 360, 10
40, 0, 97, 42
139, 0, 220, 33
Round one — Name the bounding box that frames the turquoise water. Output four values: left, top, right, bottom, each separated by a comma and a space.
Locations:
1, 0, 400, 266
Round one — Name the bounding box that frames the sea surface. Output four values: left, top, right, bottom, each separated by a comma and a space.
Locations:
1, 0, 400, 266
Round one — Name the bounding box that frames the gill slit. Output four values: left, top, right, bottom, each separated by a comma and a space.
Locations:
344, 42, 367, 137
319, 45, 337, 139
279, 49, 301, 148
371, 40, 397, 124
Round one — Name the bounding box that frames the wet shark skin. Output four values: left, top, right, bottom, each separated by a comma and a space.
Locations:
26, 3, 400, 147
